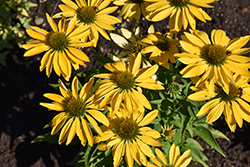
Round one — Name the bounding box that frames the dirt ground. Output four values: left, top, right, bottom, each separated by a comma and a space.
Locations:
1, 0, 250, 166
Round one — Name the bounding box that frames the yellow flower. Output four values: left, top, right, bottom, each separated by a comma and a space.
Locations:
94, 53, 164, 115
53, 0, 121, 46
94, 109, 163, 167
148, 143, 192, 167
175, 29, 250, 95
147, 0, 217, 31
110, 26, 154, 67
188, 74, 250, 132
141, 31, 179, 69
113, 0, 152, 21
161, 124, 176, 140
22, 14, 93, 81
40, 76, 109, 146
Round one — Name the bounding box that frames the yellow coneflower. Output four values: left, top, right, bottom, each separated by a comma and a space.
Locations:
94, 53, 164, 115
22, 14, 93, 80
146, 0, 217, 31
40, 77, 109, 146
141, 30, 179, 69
188, 74, 250, 132
95, 109, 163, 167
175, 29, 250, 95
53, 0, 121, 46
148, 143, 192, 167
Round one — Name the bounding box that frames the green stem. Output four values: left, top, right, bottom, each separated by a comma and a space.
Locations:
192, 114, 207, 124
132, 19, 136, 33
97, 42, 104, 57
88, 145, 98, 165
85, 145, 92, 167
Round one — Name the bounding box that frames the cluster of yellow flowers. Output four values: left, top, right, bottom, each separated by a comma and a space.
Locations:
22, 0, 250, 166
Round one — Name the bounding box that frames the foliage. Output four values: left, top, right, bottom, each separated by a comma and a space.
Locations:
0, 0, 37, 68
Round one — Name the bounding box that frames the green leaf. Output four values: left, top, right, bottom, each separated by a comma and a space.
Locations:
183, 144, 208, 167
194, 125, 225, 157
179, 99, 195, 108
31, 132, 58, 144
179, 109, 191, 144
186, 121, 193, 137
160, 140, 171, 155
89, 149, 113, 167
0, 51, 9, 66
185, 138, 203, 151
209, 128, 230, 142
84, 145, 92, 166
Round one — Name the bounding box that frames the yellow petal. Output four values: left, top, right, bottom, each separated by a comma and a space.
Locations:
188, 90, 210, 101
138, 110, 158, 126
136, 64, 158, 80
80, 77, 94, 100
67, 47, 90, 62
87, 109, 109, 126
107, 137, 121, 149
45, 51, 54, 77
138, 135, 163, 147
225, 60, 250, 76
139, 127, 161, 138
70, 77, 78, 98
30, 26, 48, 35
98, 6, 118, 15
62, 0, 78, 10
23, 45, 50, 57
185, 6, 196, 30
110, 61, 127, 72
110, 33, 130, 49
59, 79, 70, 98
53, 51, 61, 76
66, 118, 77, 145
131, 52, 142, 74
231, 101, 243, 127
184, 32, 205, 47
136, 139, 154, 158
155, 148, 167, 165
81, 117, 94, 146
26, 29, 46, 41
39, 102, 64, 111
46, 13, 58, 32
113, 141, 125, 167
51, 113, 68, 135
121, 27, 136, 43
59, 52, 70, 79
180, 40, 200, 54
85, 114, 103, 135
206, 101, 224, 124
227, 35, 250, 51
76, 117, 87, 146
40, 49, 53, 71
59, 118, 74, 144
197, 99, 220, 117
132, 89, 152, 110
125, 142, 134, 167
43, 93, 65, 104
188, 5, 206, 22
137, 82, 164, 90
176, 149, 191, 167
66, 15, 77, 35
193, 29, 211, 44
180, 62, 208, 78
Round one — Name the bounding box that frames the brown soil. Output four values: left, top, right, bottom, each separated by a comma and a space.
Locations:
1, 0, 250, 166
